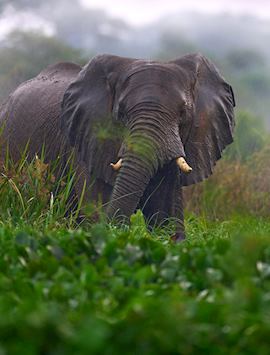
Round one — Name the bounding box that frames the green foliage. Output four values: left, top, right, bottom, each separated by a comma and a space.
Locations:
225, 49, 266, 73
222, 52, 270, 127
184, 151, 270, 219
156, 30, 197, 60
0, 148, 270, 353
0, 216, 270, 354
225, 111, 267, 162
0, 31, 85, 102
0, 150, 82, 229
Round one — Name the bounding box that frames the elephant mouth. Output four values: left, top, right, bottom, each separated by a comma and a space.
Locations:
110, 156, 192, 174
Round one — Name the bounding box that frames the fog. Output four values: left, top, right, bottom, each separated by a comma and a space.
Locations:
0, 0, 270, 127
2, 1, 270, 59
81, 0, 270, 25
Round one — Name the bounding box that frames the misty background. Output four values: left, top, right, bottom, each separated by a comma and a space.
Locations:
0, 0, 270, 133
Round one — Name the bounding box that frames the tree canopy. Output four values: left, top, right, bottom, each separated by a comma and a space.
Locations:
0, 31, 85, 102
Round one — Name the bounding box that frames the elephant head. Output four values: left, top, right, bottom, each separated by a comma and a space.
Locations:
60, 54, 235, 223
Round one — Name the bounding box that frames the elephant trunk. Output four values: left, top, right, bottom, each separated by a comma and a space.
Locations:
107, 124, 159, 219
106, 110, 187, 221
106, 152, 155, 220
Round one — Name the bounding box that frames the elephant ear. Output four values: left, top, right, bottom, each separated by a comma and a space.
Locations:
174, 53, 235, 186
60, 54, 133, 184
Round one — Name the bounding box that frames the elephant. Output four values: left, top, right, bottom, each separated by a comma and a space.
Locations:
0, 53, 235, 240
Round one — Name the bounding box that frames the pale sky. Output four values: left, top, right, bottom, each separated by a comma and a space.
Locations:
81, 0, 270, 25
0, 0, 269, 40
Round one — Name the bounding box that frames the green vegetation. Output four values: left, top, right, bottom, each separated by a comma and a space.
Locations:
1, 211, 270, 354
224, 111, 267, 162
0, 31, 85, 103
0, 135, 270, 354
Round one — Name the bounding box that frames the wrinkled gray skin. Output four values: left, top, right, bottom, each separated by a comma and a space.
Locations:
0, 54, 235, 240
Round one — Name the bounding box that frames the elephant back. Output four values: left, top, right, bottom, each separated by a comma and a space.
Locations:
0, 62, 81, 163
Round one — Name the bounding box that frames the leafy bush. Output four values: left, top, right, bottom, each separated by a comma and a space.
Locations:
0, 214, 270, 354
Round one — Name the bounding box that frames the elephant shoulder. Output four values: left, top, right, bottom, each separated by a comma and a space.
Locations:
1, 62, 82, 140
2, 62, 81, 105
37, 62, 82, 82
6, 62, 81, 105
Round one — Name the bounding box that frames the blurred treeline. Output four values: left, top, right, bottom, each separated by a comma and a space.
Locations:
1, 1, 270, 127
0, 1, 269, 217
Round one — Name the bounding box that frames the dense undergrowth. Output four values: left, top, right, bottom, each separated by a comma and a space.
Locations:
1, 130, 270, 354
1, 215, 270, 354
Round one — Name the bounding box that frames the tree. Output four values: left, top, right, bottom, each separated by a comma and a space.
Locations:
156, 30, 196, 60
225, 49, 265, 73
0, 31, 86, 102
225, 111, 267, 162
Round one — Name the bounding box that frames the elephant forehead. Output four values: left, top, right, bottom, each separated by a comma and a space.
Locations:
125, 64, 180, 85
119, 66, 185, 100
119, 68, 186, 105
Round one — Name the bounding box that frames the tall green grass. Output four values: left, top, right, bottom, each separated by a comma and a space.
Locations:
0, 135, 270, 354
0, 149, 85, 229
184, 142, 270, 219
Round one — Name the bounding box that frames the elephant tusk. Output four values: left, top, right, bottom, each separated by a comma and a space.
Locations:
110, 158, 123, 171
176, 157, 193, 173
